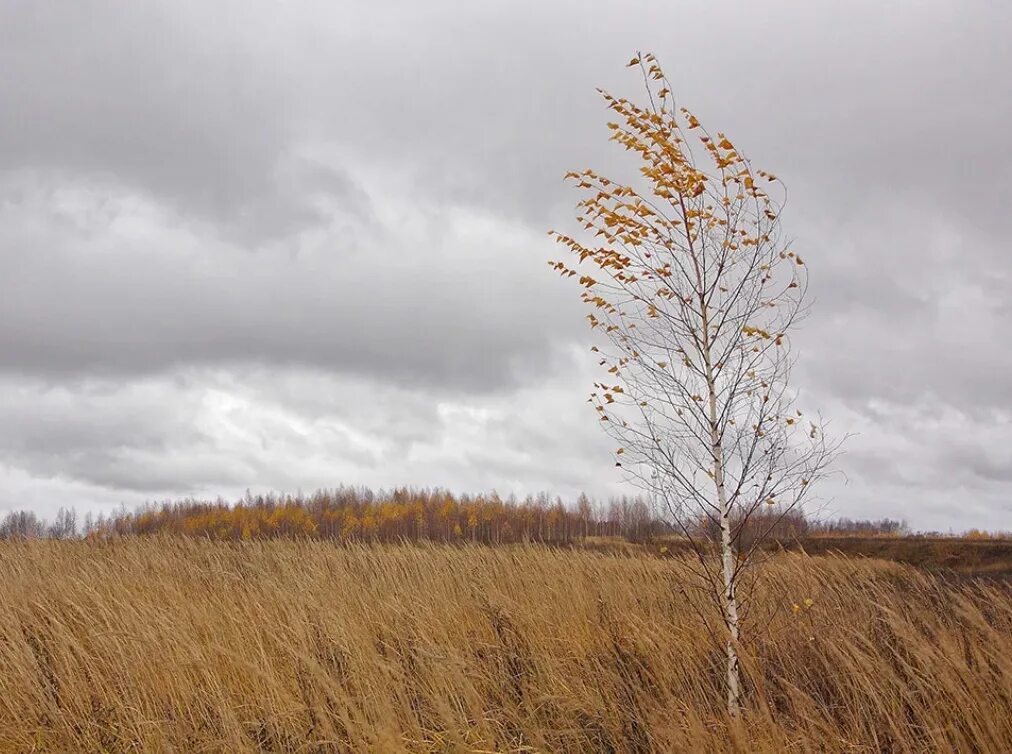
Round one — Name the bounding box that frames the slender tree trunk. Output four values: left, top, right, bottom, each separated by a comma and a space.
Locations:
717, 481, 742, 715
694, 250, 743, 717
705, 371, 743, 716
706, 360, 743, 716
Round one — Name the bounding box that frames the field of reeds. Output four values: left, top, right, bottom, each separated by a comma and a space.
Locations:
0, 539, 1010, 753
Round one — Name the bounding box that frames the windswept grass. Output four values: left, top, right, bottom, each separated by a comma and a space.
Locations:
0, 539, 1009, 752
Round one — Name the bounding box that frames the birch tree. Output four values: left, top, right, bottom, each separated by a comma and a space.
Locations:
549, 53, 836, 716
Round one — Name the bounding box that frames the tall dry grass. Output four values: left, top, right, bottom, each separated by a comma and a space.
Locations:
0, 539, 1009, 753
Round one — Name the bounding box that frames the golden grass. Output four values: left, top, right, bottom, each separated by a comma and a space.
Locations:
0, 539, 1009, 753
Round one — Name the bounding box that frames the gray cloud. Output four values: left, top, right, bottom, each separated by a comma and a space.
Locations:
0, 361, 619, 517
0, 170, 579, 390
1, 0, 1010, 530
0, 3, 307, 239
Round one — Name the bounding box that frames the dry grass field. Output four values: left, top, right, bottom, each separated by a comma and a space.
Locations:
0, 540, 1010, 753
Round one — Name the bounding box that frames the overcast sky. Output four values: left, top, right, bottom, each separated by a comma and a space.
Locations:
1, 1, 1010, 531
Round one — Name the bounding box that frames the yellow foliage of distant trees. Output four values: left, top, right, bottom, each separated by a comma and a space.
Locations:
88, 488, 659, 544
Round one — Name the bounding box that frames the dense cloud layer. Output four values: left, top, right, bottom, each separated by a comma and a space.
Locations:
1, 1, 1010, 530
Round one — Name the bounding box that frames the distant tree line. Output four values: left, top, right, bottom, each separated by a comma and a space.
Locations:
0, 507, 79, 540
0, 488, 941, 544
808, 517, 908, 537
0, 489, 663, 544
